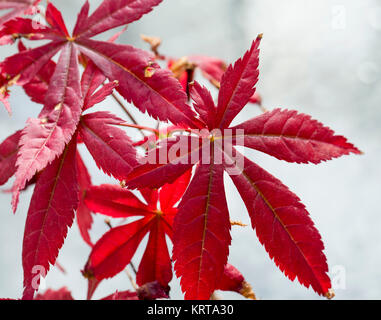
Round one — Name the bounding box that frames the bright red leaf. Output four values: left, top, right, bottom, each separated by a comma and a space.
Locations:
125, 36, 360, 299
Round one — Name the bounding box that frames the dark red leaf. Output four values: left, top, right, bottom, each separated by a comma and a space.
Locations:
74, 0, 163, 39
227, 153, 332, 297
22, 137, 78, 300
215, 35, 261, 129
231, 108, 362, 164
173, 162, 231, 300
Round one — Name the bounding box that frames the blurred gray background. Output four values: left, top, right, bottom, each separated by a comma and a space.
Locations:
0, 0, 380, 300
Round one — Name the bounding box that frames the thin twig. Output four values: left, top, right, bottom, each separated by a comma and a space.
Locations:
111, 92, 146, 137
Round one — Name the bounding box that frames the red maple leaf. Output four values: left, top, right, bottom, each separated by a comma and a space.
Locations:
82, 170, 192, 296
124, 35, 361, 299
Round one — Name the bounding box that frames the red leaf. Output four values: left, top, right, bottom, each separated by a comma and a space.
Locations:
85, 81, 118, 111
22, 59, 56, 104
231, 108, 362, 164
12, 42, 82, 211
45, 2, 69, 37
74, 0, 163, 39
76, 152, 93, 247
22, 137, 78, 300
1, 40, 65, 86
79, 111, 138, 181
136, 215, 172, 287
76, 38, 197, 127
215, 35, 261, 129
0, 130, 20, 185
85, 184, 150, 218
173, 162, 231, 300
189, 81, 216, 130
84, 218, 151, 280
84, 175, 191, 290
125, 136, 202, 189
159, 168, 192, 213
81, 61, 107, 110
227, 154, 332, 297
35, 287, 74, 300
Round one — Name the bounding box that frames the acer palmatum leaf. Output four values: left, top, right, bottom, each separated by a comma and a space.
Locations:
173, 162, 231, 300
217, 264, 256, 300
0, 0, 41, 26
22, 136, 78, 300
84, 219, 151, 281
84, 171, 192, 294
79, 111, 138, 181
84, 188, 168, 285
76, 38, 197, 127
12, 42, 82, 211
0, 130, 20, 185
76, 152, 94, 247
125, 36, 360, 298
73, 0, 163, 39
230, 108, 362, 164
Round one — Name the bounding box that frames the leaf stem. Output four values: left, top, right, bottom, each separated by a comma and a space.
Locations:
111, 92, 146, 137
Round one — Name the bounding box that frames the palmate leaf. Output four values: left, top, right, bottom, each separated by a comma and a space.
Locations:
22, 135, 78, 300
125, 36, 361, 299
84, 171, 192, 296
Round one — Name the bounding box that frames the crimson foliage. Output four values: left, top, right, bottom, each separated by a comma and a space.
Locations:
0, 0, 360, 300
